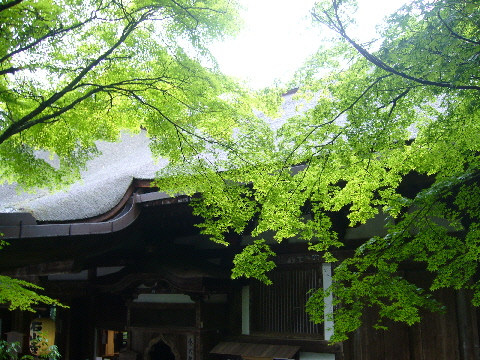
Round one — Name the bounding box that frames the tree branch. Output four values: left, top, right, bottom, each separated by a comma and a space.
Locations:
312, 7, 480, 92
437, 11, 480, 46
127, 91, 254, 166
0, 67, 23, 76
0, 8, 154, 145
0, 15, 98, 66
0, 0, 22, 13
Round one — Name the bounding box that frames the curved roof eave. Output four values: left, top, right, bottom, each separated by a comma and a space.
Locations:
0, 191, 188, 239
0, 92, 320, 223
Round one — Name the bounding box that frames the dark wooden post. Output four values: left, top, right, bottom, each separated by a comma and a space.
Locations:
456, 289, 480, 360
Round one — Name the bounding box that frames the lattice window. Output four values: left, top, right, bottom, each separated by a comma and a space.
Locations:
250, 267, 323, 336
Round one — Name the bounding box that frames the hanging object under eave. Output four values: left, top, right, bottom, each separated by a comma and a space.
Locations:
30, 317, 56, 356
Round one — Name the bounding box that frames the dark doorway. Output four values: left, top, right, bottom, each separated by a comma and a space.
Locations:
149, 340, 175, 360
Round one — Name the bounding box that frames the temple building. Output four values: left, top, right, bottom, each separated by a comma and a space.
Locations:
0, 93, 478, 360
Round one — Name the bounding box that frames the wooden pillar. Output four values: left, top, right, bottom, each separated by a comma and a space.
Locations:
456, 289, 480, 360
195, 300, 202, 360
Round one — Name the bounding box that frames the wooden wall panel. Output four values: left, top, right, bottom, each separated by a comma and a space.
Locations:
406, 272, 460, 360
344, 270, 480, 360
382, 318, 410, 360
345, 307, 410, 360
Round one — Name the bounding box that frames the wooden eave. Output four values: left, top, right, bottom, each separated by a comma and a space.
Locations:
0, 187, 190, 239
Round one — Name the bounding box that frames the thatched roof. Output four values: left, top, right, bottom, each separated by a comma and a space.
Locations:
0, 92, 318, 222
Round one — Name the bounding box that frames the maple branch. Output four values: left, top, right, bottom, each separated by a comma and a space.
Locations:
0, 0, 23, 13
0, 9, 154, 145
312, 6, 480, 92
437, 12, 480, 46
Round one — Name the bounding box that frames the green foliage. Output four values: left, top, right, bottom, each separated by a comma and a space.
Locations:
3, 0, 480, 345
0, 340, 23, 360
0, 275, 64, 312
29, 333, 61, 360
0, 0, 277, 312
0, 238, 65, 311
231, 239, 276, 284
158, 0, 480, 343
0, 0, 272, 190
0, 334, 60, 360
297, 0, 480, 341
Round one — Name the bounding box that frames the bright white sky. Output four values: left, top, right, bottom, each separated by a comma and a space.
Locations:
211, 0, 408, 89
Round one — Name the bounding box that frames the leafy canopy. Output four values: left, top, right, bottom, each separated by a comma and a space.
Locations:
0, 0, 279, 310
0, 0, 277, 190
0, 275, 64, 311
157, 0, 480, 342
3, 0, 480, 343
